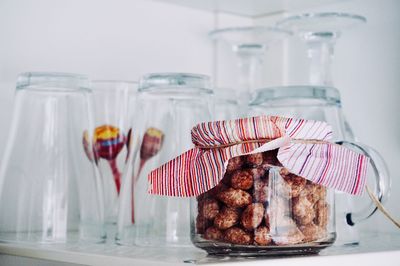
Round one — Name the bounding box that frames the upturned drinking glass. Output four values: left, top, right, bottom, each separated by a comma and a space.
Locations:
117, 73, 213, 246
90, 81, 137, 225
0, 72, 105, 243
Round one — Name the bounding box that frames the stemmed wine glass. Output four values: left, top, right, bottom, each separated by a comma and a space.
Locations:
209, 26, 291, 113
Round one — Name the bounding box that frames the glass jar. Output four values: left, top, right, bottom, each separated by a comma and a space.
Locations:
248, 86, 390, 245
191, 150, 335, 256
117, 73, 213, 246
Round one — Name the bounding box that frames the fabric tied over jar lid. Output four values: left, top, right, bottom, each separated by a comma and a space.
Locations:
148, 115, 369, 197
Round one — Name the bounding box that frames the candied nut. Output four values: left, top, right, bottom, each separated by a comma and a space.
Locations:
299, 223, 327, 242
204, 226, 223, 241
214, 207, 240, 230
300, 182, 326, 204
224, 227, 253, 245
254, 226, 272, 246
231, 170, 254, 190
198, 198, 219, 220
292, 196, 315, 225
300, 182, 319, 204
220, 173, 232, 185
249, 167, 266, 179
217, 188, 252, 208
314, 200, 329, 228
196, 214, 211, 234
282, 174, 307, 197
253, 177, 269, 203
226, 156, 243, 172
204, 183, 228, 198
315, 184, 327, 200
279, 167, 290, 176
241, 203, 265, 230
246, 153, 264, 167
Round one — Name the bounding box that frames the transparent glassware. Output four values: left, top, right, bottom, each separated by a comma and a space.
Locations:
249, 85, 391, 246
275, 12, 386, 245
0, 72, 105, 243
209, 26, 291, 111
276, 12, 366, 86
192, 150, 336, 256
90, 81, 137, 225
117, 73, 213, 246
212, 88, 241, 120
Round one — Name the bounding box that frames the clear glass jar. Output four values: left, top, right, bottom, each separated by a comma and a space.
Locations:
191, 150, 335, 256
117, 73, 213, 246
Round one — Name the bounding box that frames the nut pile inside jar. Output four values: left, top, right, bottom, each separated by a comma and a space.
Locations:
195, 149, 329, 246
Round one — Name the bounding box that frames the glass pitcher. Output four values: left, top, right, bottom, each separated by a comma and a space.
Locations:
249, 85, 390, 245
117, 73, 213, 246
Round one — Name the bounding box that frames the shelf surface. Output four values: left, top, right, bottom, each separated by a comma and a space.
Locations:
0, 231, 400, 265
156, 0, 348, 17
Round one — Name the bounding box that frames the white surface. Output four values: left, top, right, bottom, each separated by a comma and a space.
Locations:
0, 232, 400, 265
157, 0, 348, 17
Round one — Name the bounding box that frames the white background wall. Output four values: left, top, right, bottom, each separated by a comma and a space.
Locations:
0, 0, 398, 235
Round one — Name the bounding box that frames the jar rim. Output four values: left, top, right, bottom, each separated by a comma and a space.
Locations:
250, 85, 341, 106
16, 72, 90, 92
139, 73, 213, 95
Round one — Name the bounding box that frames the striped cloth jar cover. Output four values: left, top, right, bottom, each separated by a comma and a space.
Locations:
148, 115, 369, 197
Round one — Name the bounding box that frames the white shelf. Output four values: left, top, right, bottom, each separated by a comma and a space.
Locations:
156, 0, 348, 17
0, 232, 400, 265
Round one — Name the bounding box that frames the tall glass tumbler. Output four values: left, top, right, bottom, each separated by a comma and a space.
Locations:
0, 72, 105, 243
90, 81, 137, 225
117, 73, 213, 246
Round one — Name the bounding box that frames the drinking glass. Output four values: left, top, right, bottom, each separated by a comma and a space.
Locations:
89, 81, 137, 225
0, 72, 105, 243
117, 73, 213, 246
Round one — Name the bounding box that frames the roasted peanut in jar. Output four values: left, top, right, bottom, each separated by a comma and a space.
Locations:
192, 149, 334, 253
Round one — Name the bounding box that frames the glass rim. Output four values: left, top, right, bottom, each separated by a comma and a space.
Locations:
92, 80, 138, 85
209, 26, 292, 39
91, 80, 138, 91
250, 85, 341, 106
139, 72, 213, 94
276, 12, 367, 28
16, 72, 90, 92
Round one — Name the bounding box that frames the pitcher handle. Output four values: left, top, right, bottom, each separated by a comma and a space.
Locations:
336, 141, 391, 225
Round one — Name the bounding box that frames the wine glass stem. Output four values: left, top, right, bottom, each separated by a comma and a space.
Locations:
236, 51, 264, 105
306, 39, 335, 86
238, 53, 262, 93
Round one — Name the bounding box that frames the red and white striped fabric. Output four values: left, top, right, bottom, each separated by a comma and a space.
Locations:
148, 116, 368, 197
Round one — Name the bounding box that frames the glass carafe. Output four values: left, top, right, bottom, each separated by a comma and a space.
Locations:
249, 86, 390, 245
117, 73, 213, 246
